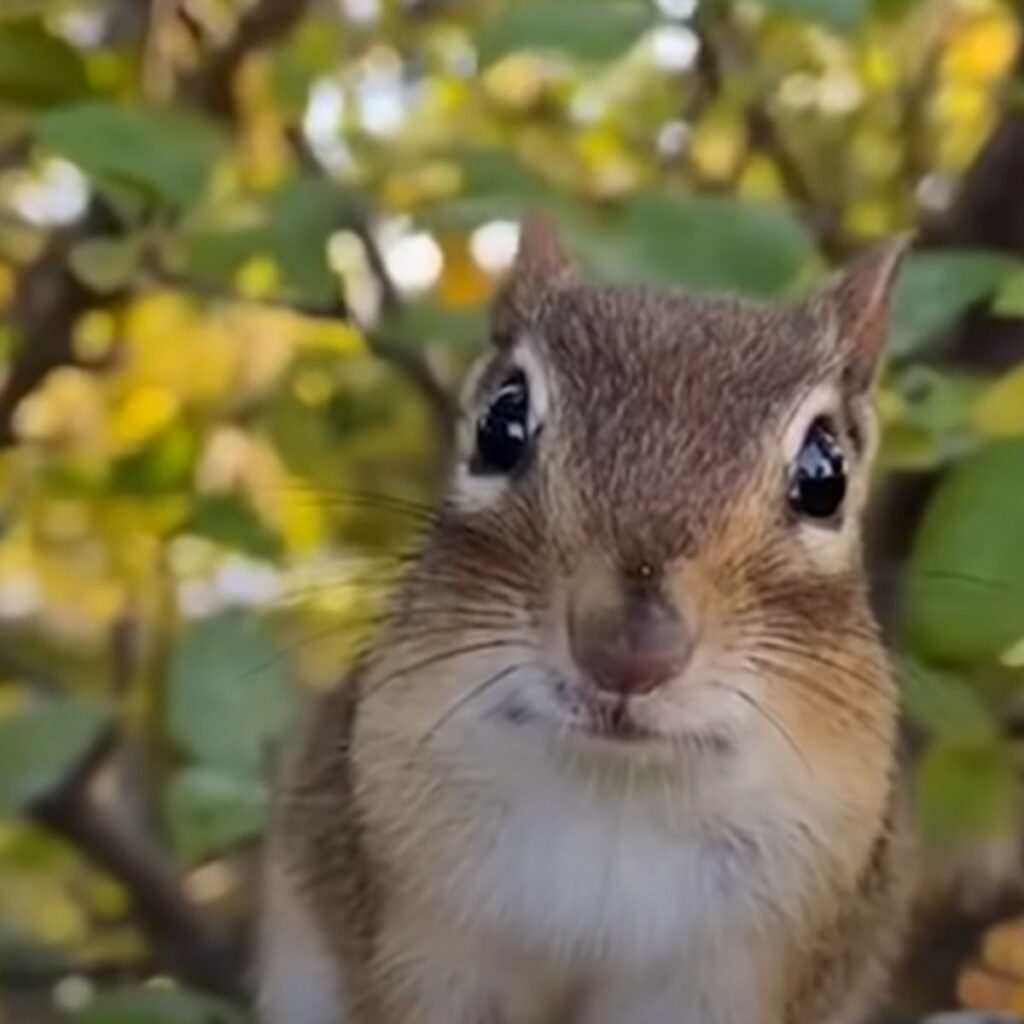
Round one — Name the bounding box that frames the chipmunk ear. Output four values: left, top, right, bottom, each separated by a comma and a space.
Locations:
822, 234, 911, 390
514, 210, 576, 288
492, 210, 577, 343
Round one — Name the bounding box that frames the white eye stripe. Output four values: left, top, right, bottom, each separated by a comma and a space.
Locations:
507, 338, 549, 430
452, 462, 509, 512
781, 382, 841, 464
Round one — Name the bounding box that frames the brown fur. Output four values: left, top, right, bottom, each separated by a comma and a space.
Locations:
263, 214, 911, 1024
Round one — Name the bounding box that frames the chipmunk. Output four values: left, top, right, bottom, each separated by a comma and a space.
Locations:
259, 213, 912, 1024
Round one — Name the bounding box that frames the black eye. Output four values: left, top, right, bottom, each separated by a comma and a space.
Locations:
471, 369, 531, 475
789, 419, 846, 520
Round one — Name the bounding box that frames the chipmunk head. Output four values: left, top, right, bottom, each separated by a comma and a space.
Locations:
405, 213, 905, 774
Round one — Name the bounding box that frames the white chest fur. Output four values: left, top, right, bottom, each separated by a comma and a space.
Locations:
394, 727, 823, 1023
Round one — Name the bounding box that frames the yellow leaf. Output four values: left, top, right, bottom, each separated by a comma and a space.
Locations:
943, 13, 1019, 84
0, 688, 27, 720
299, 319, 365, 354
235, 256, 281, 299
971, 365, 1024, 438
122, 296, 239, 405
577, 127, 643, 199
36, 555, 124, 645
380, 163, 461, 212
876, 387, 906, 425
110, 386, 180, 453
851, 128, 902, 180
0, 262, 14, 313
220, 306, 299, 397
436, 235, 492, 308
235, 54, 292, 189
859, 40, 898, 90
932, 81, 993, 172
877, 422, 941, 471
1001, 635, 1024, 668
483, 54, 548, 112
196, 427, 253, 494
13, 367, 106, 445
73, 309, 118, 362
689, 106, 747, 183
294, 369, 334, 406
737, 154, 784, 202
842, 199, 897, 239
271, 475, 326, 553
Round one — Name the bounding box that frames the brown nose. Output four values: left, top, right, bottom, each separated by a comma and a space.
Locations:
569, 589, 691, 698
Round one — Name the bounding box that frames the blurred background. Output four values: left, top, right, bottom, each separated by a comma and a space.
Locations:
2, 0, 1024, 1021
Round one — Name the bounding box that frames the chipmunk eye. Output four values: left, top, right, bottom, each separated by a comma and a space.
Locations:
789, 418, 846, 520
471, 368, 531, 475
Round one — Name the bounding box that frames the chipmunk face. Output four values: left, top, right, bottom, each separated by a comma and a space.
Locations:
403, 215, 905, 772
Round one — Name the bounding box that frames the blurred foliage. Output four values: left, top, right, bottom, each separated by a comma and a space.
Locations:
0, 0, 1024, 1020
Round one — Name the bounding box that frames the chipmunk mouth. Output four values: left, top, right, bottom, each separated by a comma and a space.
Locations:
528, 675, 742, 756
544, 678, 664, 745
491, 673, 741, 756
575, 697, 656, 742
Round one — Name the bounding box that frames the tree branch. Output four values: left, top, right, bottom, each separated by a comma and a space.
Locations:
366, 331, 456, 442
0, 201, 123, 447
348, 217, 457, 449
181, 0, 313, 119
25, 725, 246, 1001
692, 13, 845, 260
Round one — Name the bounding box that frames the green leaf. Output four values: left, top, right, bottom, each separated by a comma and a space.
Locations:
906, 439, 1024, 664
576, 194, 816, 297
971, 362, 1024, 439
35, 102, 223, 211
0, 698, 111, 815
891, 366, 984, 436
111, 426, 199, 497
272, 17, 345, 115
180, 222, 266, 287
992, 269, 1024, 317
0, 19, 91, 109
759, 0, 869, 32
68, 236, 143, 294
887, 252, 1020, 358
477, 0, 652, 64
168, 609, 297, 775
871, 0, 924, 18
916, 741, 1018, 843
71, 987, 245, 1024
421, 149, 564, 232
183, 179, 354, 304
899, 661, 998, 744
876, 421, 943, 471
165, 767, 269, 865
456, 148, 556, 202
389, 302, 487, 351
266, 178, 355, 304
188, 494, 283, 561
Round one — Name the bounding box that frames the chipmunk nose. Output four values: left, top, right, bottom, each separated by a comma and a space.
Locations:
568, 577, 692, 698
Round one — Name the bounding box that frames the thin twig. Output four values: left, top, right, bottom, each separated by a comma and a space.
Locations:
181, 0, 313, 118
0, 201, 121, 447
692, 12, 845, 259
25, 722, 246, 1001
141, 0, 181, 103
